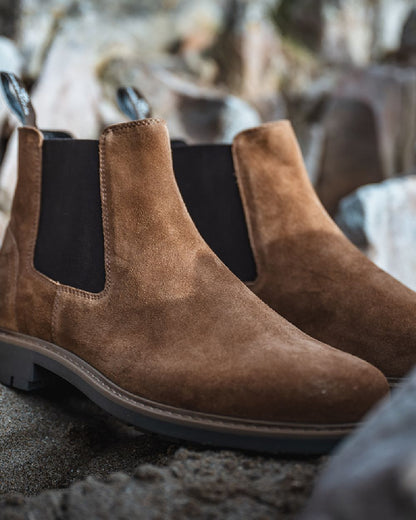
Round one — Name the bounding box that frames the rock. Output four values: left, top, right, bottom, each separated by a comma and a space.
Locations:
0, 36, 23, 134
100, 61, 261, 142
400, 7, 416, 55
211, 0, 283, 103
0, 37, 21, 75
271, 0, 407, 66
0, 131, 18, 243
315, 65, 416, 215
31, 31, 106, 138
0, 382, 323, 518
0, 38, 22, 237
0, 0, 20, 39
316, 97, 384, 215
321, 0, 374, 65
0, 382, 174, 496
17, 0, 180, 79
320, 0, 414, 63
379, 0, 415, 56
271, 0, 324, 53
0, 375, 322, 516
301, 368, 416, 520
0, 211, 7, 246
336, 175, 416, 292
15, 0, 261, 141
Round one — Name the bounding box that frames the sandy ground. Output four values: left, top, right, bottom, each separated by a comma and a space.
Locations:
0, 382, 324, 518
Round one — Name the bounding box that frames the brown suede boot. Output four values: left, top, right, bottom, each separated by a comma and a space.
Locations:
0, 78, 388, 453
232, 121, 416, 385
169, 120, 416, 385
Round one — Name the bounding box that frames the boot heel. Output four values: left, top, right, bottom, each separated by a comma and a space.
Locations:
0, 339, 51, 391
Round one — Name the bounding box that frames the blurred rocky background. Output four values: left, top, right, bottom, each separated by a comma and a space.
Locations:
1, 0, 416, 289
2, 1, 416, 518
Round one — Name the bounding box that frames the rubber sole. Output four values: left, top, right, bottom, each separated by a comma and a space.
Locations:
0, 329, 354, 454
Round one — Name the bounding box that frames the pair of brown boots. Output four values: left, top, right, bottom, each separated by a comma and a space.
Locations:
0, 73, 414, 454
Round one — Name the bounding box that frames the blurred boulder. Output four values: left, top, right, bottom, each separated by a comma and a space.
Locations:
396, 7, 416, 66
336, 175, 416, 292
316, 65, 416, 215
0, 210, 7, 246
0, 383, 172, 496
17, 0, 224, 80
401, 7, 416, 55
0, 37, 23, 235
321, 0, 374, 65
209, 0, 285, 118
101, 60, 261, 142
316, 98, 384, 216
271, 0, 324, 53
0, 428, 321, 518
301, 367, 416, 520
0, 37, 22, 130
31, 31, 106, 138
0, 0, 20, 39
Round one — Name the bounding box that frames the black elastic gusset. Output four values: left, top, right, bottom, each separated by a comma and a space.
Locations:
34, 139, 105, 293
172, 145, 257, 282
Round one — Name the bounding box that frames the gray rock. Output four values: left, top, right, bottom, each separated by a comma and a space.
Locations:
373, 0, 414, 57
0, 382, 173, 496
336, 175, 416, 292
316, 65, 416, 215
321, 0, 373, 65
301, 368, 416, 520
271, 0, 324, 53
0, 381, 322, 518
0, 211, 7, 246
401, 7, 416, 55
0, 37, 21, 76
211, 0, 283, 102
316, 97, 384, 215
0, 0, 20, 39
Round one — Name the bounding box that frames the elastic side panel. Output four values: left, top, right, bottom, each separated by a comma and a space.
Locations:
34, 139, 105, 293
172, 145, 256, 282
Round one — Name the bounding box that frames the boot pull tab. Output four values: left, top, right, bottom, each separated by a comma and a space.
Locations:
0, 72, 37, 127
117, 86, 152, 121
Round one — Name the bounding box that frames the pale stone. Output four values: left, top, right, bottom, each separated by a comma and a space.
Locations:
0, 36, 22, 131
322, 0, 374, 65
336, 175, 416, 292
377, 0, 415, 54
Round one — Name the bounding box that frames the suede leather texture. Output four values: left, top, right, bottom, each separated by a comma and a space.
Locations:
233, 121, 416, 379
0, 121, 389, 424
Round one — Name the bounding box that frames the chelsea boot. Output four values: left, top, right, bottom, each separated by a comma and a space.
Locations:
168, 119, 416, 386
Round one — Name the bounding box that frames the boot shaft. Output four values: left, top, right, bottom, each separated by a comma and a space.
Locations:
171, 121, 341, 283
0, 119, 213, 339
